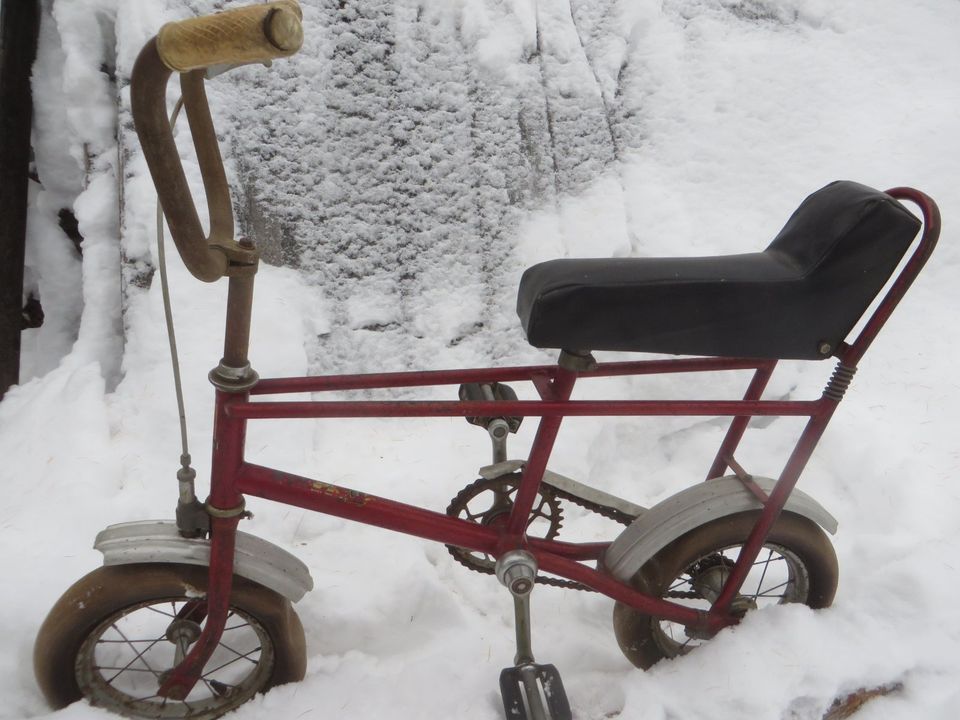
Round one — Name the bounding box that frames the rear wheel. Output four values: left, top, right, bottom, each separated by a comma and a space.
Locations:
612, 511, 838, 669
34, 563, 306, 719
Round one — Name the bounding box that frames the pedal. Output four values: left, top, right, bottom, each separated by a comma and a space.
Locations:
495, 551, 573, 720
499, 663, 572, 720
458, 382, 523, 433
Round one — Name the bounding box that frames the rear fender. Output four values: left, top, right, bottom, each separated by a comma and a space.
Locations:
603, 476, 837, 582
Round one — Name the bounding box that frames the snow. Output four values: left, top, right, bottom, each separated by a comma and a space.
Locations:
5, 0, 960, 719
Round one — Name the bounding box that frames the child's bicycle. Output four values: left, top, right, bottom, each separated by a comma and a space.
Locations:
31, 3, 941, 719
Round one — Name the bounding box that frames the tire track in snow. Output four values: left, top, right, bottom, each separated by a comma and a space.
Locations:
567, 0, 640, 249
211, 0, 642, 374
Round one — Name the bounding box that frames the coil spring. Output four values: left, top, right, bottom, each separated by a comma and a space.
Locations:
823, 364, 857, 401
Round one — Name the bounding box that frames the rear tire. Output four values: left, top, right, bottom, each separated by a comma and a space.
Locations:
34, 563, 306, 718
612, 511, 838, 669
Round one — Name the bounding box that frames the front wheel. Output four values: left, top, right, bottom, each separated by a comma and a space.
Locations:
34, 563, 306, 719
612, 511, 838, 670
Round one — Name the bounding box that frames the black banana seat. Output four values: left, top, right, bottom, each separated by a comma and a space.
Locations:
517, 181, 921, 360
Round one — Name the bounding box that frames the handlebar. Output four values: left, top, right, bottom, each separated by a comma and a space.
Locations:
131, 1, 303, 282
157, 1, 302, 72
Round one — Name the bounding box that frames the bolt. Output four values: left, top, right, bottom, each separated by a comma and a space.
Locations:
496, 550, 538, 597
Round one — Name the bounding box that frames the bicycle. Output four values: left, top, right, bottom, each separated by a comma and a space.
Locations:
31, 3, 941, 719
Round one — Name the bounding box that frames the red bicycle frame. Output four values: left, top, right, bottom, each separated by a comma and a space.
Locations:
156, 188, 939, 698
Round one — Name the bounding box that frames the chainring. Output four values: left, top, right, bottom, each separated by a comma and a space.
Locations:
445, 474, 565, 582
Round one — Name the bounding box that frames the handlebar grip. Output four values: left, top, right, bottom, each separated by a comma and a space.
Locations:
156, 1, 303, 73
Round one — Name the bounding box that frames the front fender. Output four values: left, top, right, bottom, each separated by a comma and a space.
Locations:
94, 520, 314, 602
603, 476, 837, 583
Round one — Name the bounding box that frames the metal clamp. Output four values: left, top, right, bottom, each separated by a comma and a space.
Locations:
208, 361, 260, 393
204, 497, 251, 519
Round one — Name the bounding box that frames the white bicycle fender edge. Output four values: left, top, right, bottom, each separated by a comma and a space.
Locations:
603, 476, 838, 583
93, 520, 314, 603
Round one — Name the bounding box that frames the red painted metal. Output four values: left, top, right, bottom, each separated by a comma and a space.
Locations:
228, 398, 822, 420
249, 356, 769, 397
239, 463, 500, 552
527, 538, 609, 561
159, 515, 240, 699
159, 390, 247, 699
839, 188, 940, 368
506, 366, 578, 538
250, 365, 556, 395
208, 390, 246, 508
237, 463, 613, 563
710, 404, 838, 615
533, 551, 710, 630
705, 360, 777, 480
235, 466, 707, 624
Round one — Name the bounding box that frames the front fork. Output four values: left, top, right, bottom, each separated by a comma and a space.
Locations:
159, 517, 240, 698
160, 378, 251, 699
159, 266, 258, 698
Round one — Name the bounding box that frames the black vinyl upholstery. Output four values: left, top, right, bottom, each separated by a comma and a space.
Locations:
516, 182, 921, 360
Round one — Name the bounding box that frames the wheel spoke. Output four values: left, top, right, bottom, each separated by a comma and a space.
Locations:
222, 623, 252, 632
753, 579, 792, 598
129, 693, 160, 703
104, 624, 163, 683
145, 605, 177, 619
616, 515, 834, 670
203, 647, 262, 676
50, 565, 287, 719
219, 640, 262, 663
752, 555, 786, 567
754, 548, 775, 598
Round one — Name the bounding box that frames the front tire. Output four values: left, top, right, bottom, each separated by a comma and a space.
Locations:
612, 511, 838, 670
34, 563, 306, 718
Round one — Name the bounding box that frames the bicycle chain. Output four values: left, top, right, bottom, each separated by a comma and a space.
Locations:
546, 486, 710, 598
546, 484, 639, 527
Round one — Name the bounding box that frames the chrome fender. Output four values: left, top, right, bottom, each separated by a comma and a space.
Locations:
603, 476, 838, 583
93, 520, 314, 602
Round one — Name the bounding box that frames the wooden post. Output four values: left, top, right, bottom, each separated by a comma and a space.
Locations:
0, 0, 41, 398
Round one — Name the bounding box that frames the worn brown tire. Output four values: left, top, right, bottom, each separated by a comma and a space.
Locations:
34, 563, 306, 717
613, 511, 838, 670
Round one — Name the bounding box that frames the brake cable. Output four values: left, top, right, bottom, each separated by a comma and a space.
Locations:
156, 96, 203, 531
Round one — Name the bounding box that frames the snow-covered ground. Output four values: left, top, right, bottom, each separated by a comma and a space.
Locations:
4, 0, 960, 718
